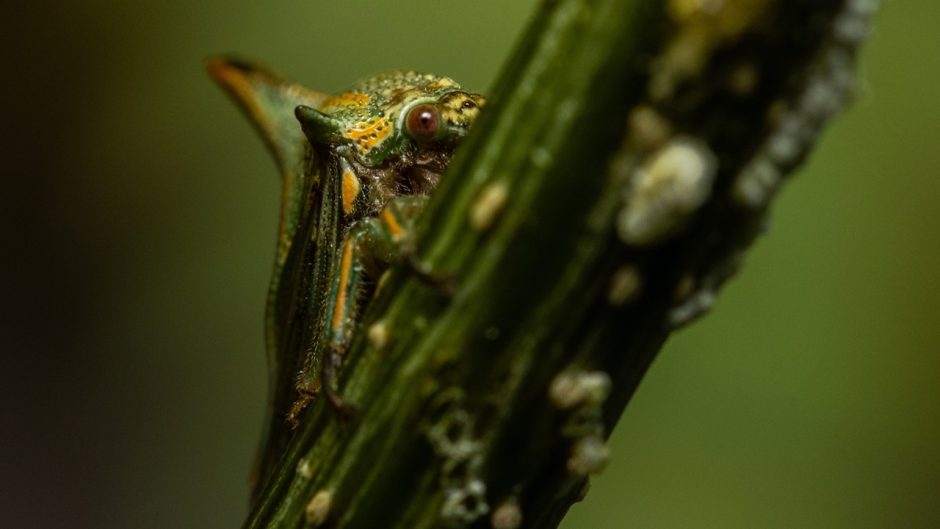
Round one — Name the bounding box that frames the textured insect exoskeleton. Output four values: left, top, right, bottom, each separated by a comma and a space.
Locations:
207, 57, 485, 498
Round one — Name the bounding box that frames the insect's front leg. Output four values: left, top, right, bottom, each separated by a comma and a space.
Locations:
290, 195, 437, 421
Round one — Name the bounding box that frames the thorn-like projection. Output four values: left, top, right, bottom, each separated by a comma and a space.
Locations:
626, 105, 672, 150
296, 458, 313, 481
651, 0, 772, 101
733, 2, 873, 209
426, 391, 489, 525
617, 137, 717, 246
734, 157, 781, 209
607, 264, 643, 306
469, 181, 510, 232
305, 489, 333, 527
442, 479, 489, 525
490, 497, 523, 529
567, 435, 610, 476
367, 320, 389, 350
669, 287, 716, 328
549, 370, 612, 411
549, 369, 613, 477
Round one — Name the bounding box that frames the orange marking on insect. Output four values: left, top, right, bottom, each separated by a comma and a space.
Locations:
344, 115, 392, 154
332, 240, 355, 332
323, 91, 370, 109
341, 170, 361, 215
206, 61, 276, 141
381, 208, 404, 240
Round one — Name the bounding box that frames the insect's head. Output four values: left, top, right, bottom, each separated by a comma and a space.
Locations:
295, 71, 485, 167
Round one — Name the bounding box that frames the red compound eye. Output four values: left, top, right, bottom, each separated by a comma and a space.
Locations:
405, 104, 440, 140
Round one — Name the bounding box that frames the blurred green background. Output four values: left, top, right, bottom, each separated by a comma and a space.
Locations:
3, 1, 937, 528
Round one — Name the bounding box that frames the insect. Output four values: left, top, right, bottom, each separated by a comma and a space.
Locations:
207, 57, 485, 497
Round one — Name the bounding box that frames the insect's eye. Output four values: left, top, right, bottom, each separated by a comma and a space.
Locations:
405, 104, 441, 141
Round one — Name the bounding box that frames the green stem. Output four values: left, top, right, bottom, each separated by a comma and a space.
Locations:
244, 0, 874, 527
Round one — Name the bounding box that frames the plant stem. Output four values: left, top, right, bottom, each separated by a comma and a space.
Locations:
244, 0, 875, 527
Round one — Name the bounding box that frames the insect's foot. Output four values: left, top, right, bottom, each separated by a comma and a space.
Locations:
405, 252, 458, 297
287, 389, 315, 428
323, 384, 358, 425
321, 345, 358, 425
286, 386, 357, 427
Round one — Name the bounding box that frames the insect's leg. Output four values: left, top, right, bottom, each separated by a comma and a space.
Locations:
293, 196, 454, 420
298, 214, 400, 418
381, 196, 457, 296
401, 251, 457, 296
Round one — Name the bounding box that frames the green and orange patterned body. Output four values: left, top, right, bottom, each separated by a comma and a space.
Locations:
208, 58, 485, 499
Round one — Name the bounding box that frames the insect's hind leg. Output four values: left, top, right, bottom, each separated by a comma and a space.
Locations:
321, 345, 353, 417
291, 203, 405, 421
380, 196, 457, 296
292, 196, 456, 422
